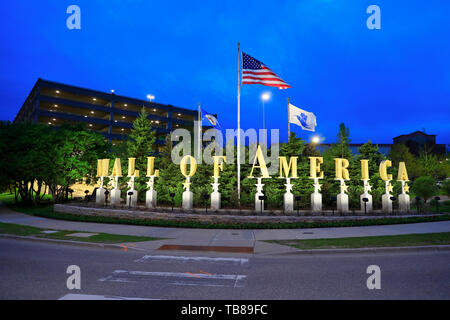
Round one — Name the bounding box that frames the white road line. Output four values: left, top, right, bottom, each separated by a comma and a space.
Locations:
135, 255, 249, 266
58, 293, 156, 300
99, 270, 247, 288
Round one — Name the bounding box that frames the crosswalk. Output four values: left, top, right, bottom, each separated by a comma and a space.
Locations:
59, 252, 251, 300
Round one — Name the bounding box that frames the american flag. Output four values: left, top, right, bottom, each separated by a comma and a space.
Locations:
242, 52, 291, 89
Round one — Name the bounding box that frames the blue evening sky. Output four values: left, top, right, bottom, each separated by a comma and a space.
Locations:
0, 1, 449, 144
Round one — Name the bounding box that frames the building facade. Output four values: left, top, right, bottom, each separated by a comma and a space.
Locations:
14, 79, 200, 150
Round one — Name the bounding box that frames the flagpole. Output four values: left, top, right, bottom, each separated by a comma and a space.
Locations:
237, 42, 241, 200
198, 102, 202, 162
287, 97, 290, 142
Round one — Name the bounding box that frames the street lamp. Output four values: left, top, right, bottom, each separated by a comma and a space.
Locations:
147, 94, 155, 102
311, 136, 320, 144
261, 92, 270, 130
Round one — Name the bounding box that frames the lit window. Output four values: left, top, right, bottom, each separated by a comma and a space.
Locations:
155, 121, 159, 124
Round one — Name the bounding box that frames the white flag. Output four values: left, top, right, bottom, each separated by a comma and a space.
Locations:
288, 103, 317, 132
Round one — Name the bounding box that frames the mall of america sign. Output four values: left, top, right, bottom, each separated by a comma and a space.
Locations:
94, 145, 411, 214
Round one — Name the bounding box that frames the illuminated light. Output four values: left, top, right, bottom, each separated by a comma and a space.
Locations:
121, 128, 124, 131
122, 116, 125, 119
54, 104, 58, 107
153, 108, 156, 112
89, 124, 93, 127
93, 98, 97, 101
114, 120, 118, 123
124, 104, 127, 107
178, 113, 181, 116
155, 121, 159, 124
52, 118, 56, 121
90, 111, 94, 114
147, 94, 155, 101
261, 92, 271, 101
55, 90, 60, 94
48, 122, 52, 125
311, 136, 320, 144
110, 89, 114, 93
84, 115, 88, 118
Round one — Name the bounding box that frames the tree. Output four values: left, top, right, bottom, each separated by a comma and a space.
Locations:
441, 179, 450, 197
126, 107, 157, 200
411, 176, 438, 203
388, 143, 421, 180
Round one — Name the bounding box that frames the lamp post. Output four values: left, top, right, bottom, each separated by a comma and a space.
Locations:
258, 195, 267, 215
362, 197, 369, 215
203, 194, 209, 214
146, 94, 155, 102
331, 196, 337, 215
390, 196, 396, 215
104, 190, 109, 206
128, 191, 133, 209
415, 196, 421, 215
295, 196, 301, 216
434, 196, 440, 214
261, 93, 270, 130
170, 192, 175, 212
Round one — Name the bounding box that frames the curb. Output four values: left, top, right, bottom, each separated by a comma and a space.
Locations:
280, 245, 450, 255
0, 234, 145, 252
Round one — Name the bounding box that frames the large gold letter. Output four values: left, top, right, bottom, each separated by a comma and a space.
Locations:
309, 157, 324, 179
213, 156, 226, 178
112, 158, 122, 177
101, 159, 110, 177
379, 160, 392, 181
278, 156, 298, 178
397, 161, 409, 181
146, 157, 159, 177
128, 158, 139, 177
248, 145, 270, 178
334, 158, 350, 180
96, 159, 103, 177
360, 159, 369, 180
180, 155, 197, 177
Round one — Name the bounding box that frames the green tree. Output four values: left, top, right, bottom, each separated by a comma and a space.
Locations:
411, 176, 438, 203
126, 107, 157, 199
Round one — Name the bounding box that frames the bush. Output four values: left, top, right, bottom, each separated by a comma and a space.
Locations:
412, 176, 438, 203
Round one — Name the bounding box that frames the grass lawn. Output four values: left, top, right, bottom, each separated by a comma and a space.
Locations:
266, 232, 450, 250
0, 222, 162, 244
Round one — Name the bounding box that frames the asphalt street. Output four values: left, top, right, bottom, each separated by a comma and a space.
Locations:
0, 238, 449, 300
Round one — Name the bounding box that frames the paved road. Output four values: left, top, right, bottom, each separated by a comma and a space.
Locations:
1, 238, 449, 300
1, 203, 449, 253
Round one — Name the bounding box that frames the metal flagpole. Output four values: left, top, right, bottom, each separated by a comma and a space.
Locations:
237, 42, 241, 200
198, 102, 202, 162
287, 97, 290, 142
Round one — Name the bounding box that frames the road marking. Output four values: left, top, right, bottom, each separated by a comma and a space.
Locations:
58, 293, 156, 300
99, 270, 246, 288
135, 255, 249, 266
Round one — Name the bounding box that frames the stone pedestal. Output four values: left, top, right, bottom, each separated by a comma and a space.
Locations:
360, 193, 373, 213
182, 190, 193, 210
95, 187, 105, 204
145, 189, 157, 209
284, 192, 294, 213
398, 193, 410, 212
255, 191, 264, 213
311, 192, 322, 212
382, 193, 393, 213
110, 188, 121, 206
126, 190, 138, 208
337, 193, 349, 213
211, 191, 221, 211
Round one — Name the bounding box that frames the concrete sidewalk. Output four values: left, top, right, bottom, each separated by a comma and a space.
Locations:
1, 203, 449, 254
